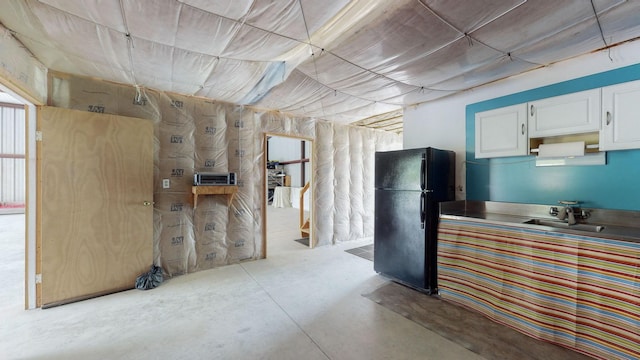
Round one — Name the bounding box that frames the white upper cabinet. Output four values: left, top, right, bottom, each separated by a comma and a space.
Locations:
475, 103, 528, 158
474, 81, 640, 159
600, 80, 640, 151
528, 89, 601, 138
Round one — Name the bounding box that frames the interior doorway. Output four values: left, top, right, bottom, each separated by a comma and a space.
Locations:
0, 97, 26, 214
264, 134, 313, 256
0, 85, 35, 310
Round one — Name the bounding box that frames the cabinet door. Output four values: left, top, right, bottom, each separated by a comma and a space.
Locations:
528, 89, 601, 137
600, 80, 640, 151
475, 104, 527, 158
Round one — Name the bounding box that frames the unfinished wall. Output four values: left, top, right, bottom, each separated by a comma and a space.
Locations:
48, 72, 401, 276
314, 121, 401, 246
0, 25, 47, 103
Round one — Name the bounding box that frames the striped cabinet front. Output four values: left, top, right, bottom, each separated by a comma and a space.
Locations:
438, 218, 639, 360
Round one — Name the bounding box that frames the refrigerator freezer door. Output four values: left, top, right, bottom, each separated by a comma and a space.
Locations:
425, 148, 456, 201
374, 189, 427, 289
375, 148, 426, 191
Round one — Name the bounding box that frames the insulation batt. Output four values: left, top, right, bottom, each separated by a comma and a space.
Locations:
332, 123, 351, 243
43, 72, 401, 276
5, 1, 640, 125
0, 26, 47, 103
348, 127, 365, 241
313, 121, 336, 246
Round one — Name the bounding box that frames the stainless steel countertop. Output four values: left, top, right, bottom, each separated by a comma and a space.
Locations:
439, 201, 640, 243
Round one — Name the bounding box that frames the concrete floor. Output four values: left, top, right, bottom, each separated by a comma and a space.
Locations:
0, 208, 484, 360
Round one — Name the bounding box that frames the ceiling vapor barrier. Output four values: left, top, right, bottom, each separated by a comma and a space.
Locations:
2, 0, 640, 133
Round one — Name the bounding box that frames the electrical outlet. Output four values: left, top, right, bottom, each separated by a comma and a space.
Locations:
162, 179, 170, 189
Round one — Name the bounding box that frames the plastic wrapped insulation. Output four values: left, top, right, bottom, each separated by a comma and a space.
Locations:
47, 72, 401, 277
332, 122, 351, 243
348, 127, 366, 241
313, 121, 401, 246
313, 121, 336, 246
5, 1, 640, 125
0, 25, 47, 103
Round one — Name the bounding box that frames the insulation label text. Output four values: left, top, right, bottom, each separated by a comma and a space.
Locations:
133, 96, 147, 106
171, 236, 184, 246
88, 105, 105, 113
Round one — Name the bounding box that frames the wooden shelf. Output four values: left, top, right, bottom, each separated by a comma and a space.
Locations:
278, 158, 309, 165
192, 185, 238, 208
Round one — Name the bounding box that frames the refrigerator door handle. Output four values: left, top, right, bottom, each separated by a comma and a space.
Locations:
420, 192, 426, 229
420, 154, 426, 191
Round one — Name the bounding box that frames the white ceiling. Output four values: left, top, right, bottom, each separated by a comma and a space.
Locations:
1, 0, 640, 130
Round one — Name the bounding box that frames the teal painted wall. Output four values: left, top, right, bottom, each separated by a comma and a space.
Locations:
466, 63, 640, 211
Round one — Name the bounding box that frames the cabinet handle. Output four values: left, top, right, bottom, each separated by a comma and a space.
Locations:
606, 111, 612, 125
530, 104, 534, 117
521, 123, 525, 135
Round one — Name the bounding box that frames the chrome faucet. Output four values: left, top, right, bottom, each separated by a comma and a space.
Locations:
558, 206, 577, 225
549, 200, 589, 225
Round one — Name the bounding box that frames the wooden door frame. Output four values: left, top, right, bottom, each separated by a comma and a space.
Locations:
262, 133, 314, 258
0, 81, 40, 309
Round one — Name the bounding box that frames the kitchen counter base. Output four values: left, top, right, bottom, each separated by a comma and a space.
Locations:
437, 217, 640, 360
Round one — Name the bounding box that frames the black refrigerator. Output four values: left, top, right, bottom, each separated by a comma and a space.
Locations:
374, 147, 455, 294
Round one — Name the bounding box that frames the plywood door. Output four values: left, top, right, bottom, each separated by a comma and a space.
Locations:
38, 107, 153, 307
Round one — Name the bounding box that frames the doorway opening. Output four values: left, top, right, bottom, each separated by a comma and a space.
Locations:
264, 134, 313, 257
0, 97, 26, 214
0, 84, 36, 310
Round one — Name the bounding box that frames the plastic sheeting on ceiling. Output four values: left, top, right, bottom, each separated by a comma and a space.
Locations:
1, 0, 640, 126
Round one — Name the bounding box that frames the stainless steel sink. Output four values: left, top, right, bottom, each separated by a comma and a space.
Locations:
523, 219, 605, 232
